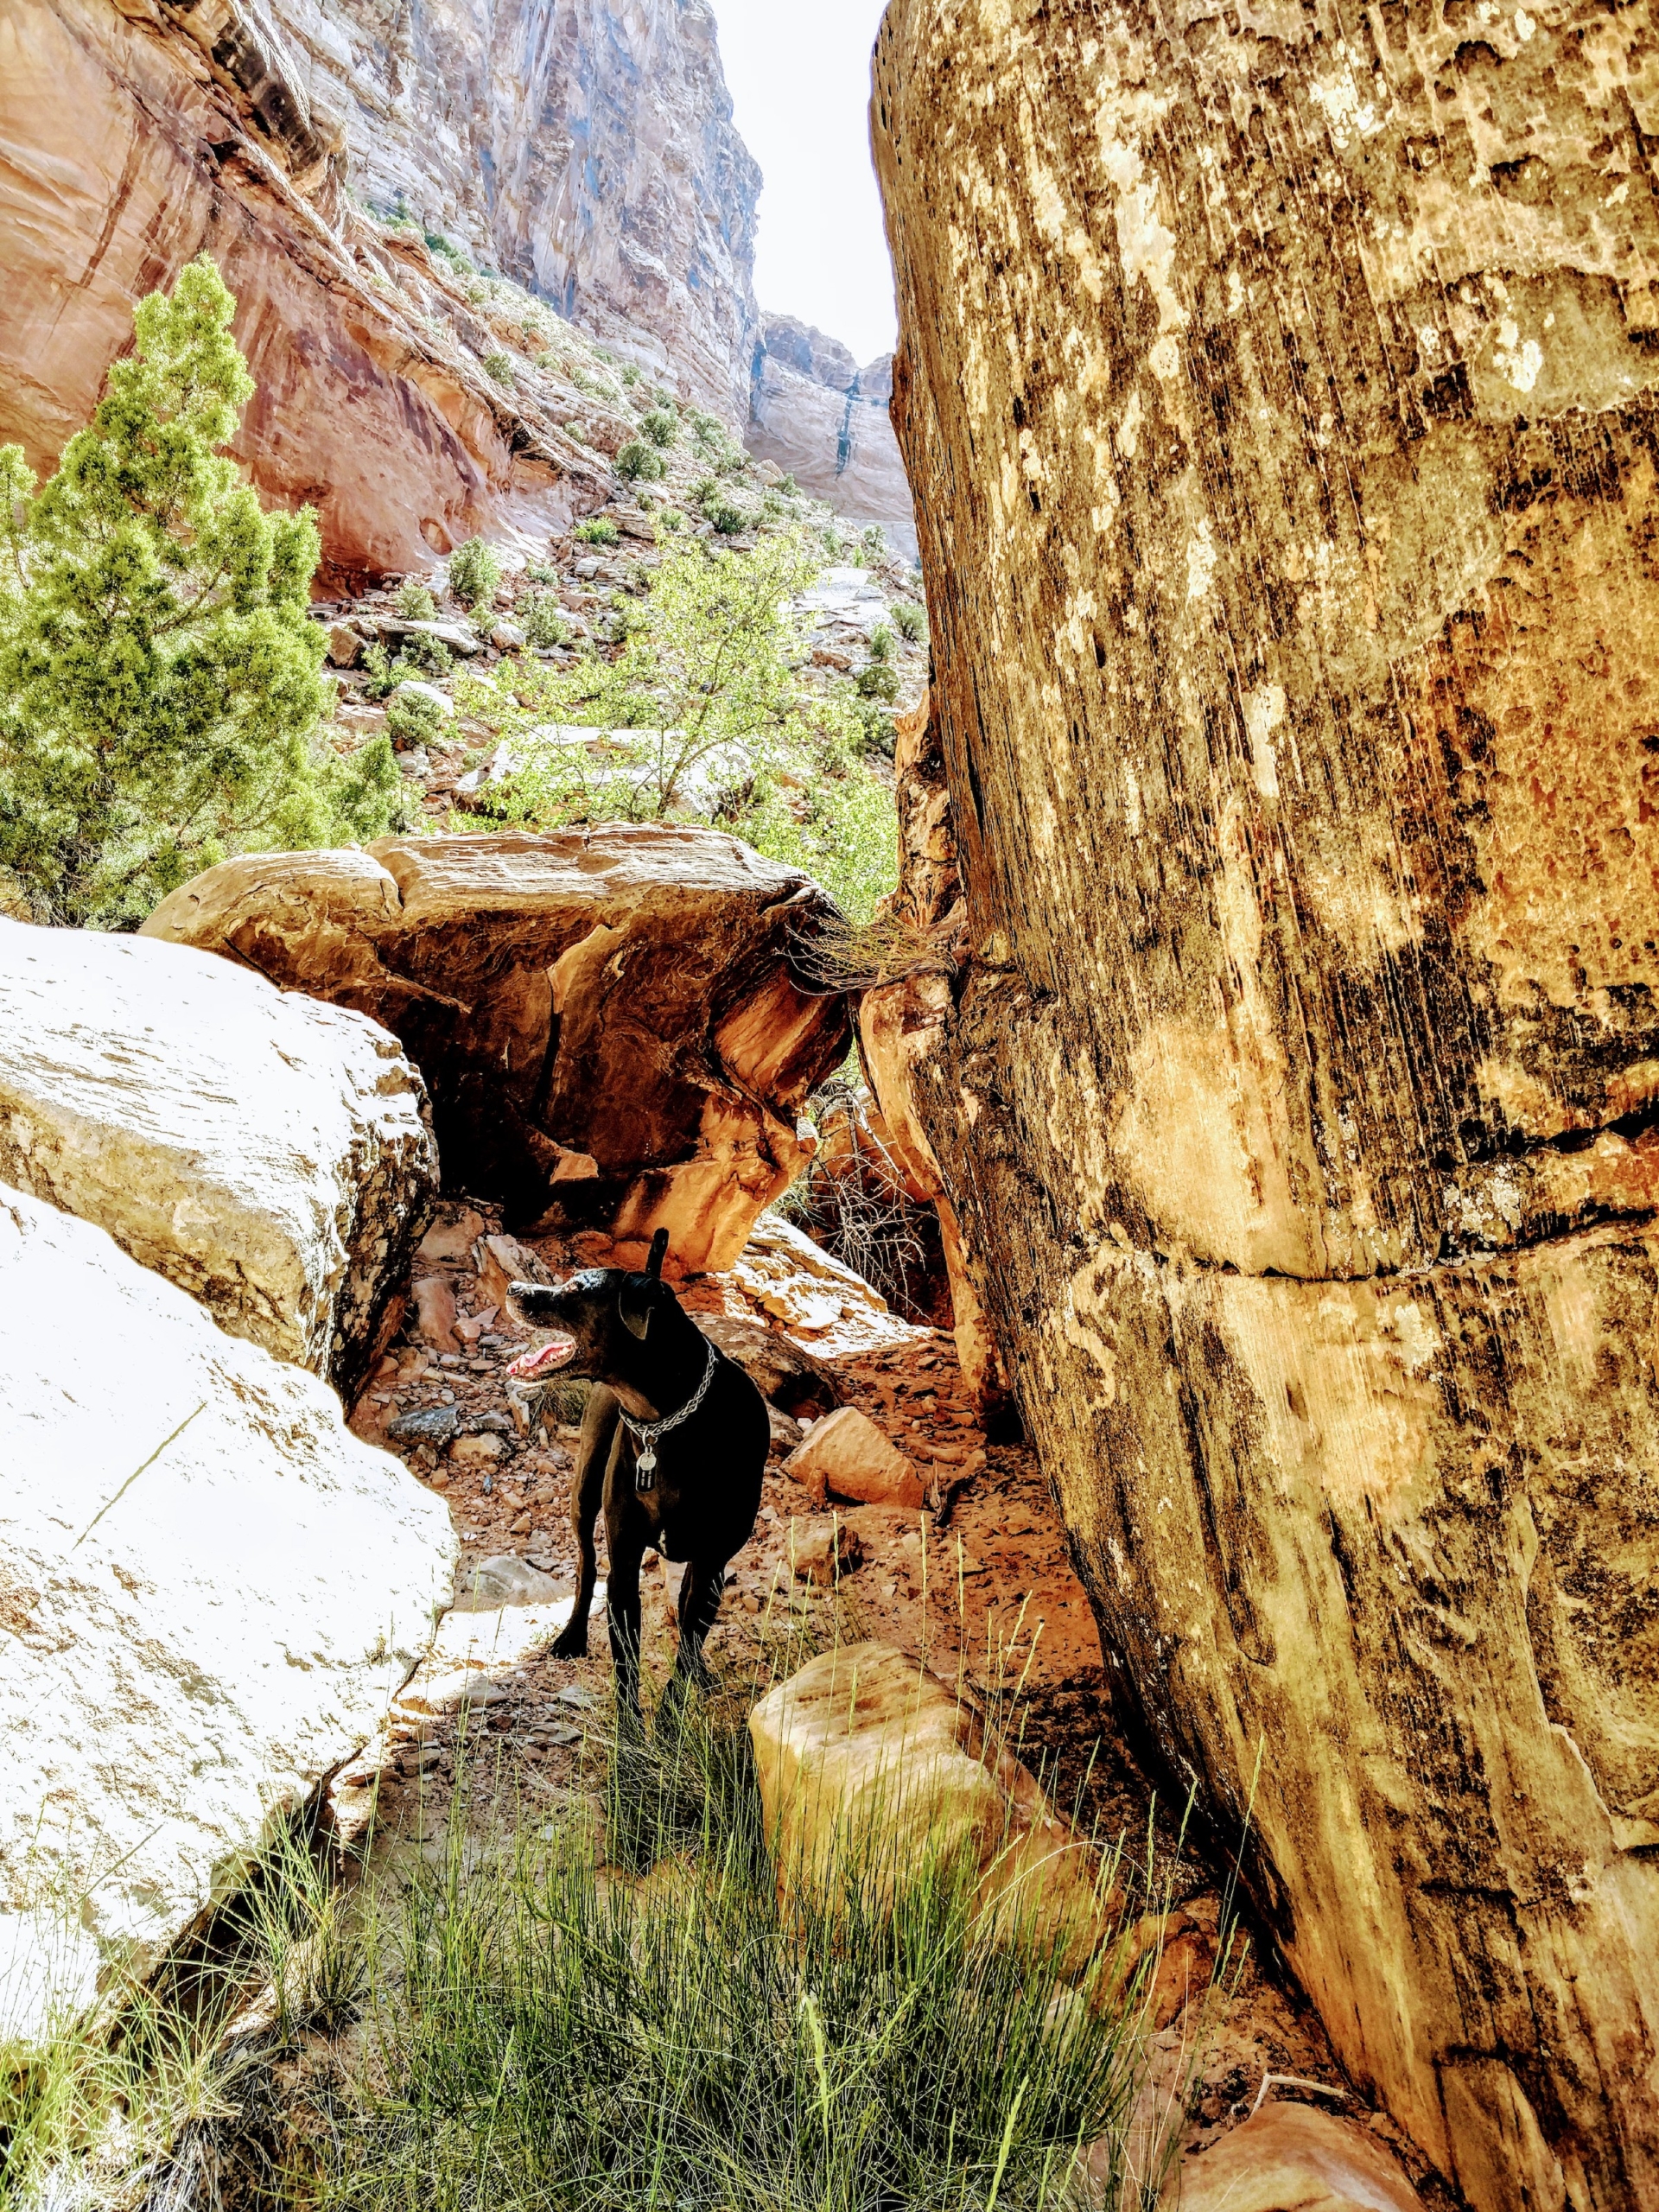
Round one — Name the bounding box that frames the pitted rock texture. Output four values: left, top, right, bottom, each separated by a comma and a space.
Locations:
747, 314, 918, 557
142, 827, 851, 1273
0, 1185, 454, 2048
874, 2, 1659, 2205
0, 919, 435, 1396
273, 0, 760, 419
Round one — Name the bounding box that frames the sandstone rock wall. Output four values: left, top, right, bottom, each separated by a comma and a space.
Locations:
874, 2, 1659, 2205
747, 313, 919, 559
0, 1185, 454, 2047
270, 0, 760, 417
143, 827, 852, 1273
0, 920, 435, 1396
0, 0, 616, 585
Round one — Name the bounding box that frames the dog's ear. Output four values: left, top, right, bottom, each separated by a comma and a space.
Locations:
619, 1282, 652, 1341
620, 1230, 669, 1339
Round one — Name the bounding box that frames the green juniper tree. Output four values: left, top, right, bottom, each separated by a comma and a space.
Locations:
0, 255, 400, 929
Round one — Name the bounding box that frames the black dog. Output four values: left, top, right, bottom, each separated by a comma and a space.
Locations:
506, 1230, 769, 1719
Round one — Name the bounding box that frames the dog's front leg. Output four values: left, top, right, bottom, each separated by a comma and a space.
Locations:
550, 1389, 618, 1661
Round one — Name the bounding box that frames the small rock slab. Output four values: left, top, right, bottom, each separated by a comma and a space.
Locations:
451, 1554, 566, 1611
784, 1405, 924, 1510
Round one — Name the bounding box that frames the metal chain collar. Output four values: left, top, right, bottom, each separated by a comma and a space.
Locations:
622, 1336, 719, 1491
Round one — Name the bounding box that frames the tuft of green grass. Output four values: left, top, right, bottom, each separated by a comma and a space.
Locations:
302, 1626, 1185, 2212
574, 518, 620, 547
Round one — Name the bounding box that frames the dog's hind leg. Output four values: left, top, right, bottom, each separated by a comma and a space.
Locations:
550, 1389, 618, 1661
662, 1556, 727, 1710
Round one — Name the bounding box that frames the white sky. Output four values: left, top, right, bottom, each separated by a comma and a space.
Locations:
710, 0, 898, 368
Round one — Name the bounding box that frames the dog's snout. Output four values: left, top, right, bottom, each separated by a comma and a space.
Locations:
507, 1279, 560, 1319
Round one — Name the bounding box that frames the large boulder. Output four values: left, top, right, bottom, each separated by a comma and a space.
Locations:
1160, 2105, 1425, 2212
0, 1185, 454, 2045
0, 918, 435, 1395
142, 828, 852, 1274
874, 3, 1659, 2204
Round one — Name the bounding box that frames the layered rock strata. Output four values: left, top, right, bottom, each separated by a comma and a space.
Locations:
0, 1185, 454, 2046
281, 0, 761, 418
0, 0, 617, 585
0, 919, 435, 1395
874, 3, 1659, 2206
143, 827, 851, 1273
747, 313, 918, 557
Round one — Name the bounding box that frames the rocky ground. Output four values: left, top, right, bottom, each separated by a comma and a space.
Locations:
336, 1199, 1444, 2192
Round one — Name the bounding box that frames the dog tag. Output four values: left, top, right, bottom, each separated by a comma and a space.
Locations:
635, 1448, 657, 1491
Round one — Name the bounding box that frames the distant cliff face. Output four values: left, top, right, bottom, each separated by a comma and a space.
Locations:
747, 314, 917, 560
274, 0, 761, 418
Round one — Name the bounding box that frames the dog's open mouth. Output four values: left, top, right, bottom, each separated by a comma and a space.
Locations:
506, 1335, 577, 1380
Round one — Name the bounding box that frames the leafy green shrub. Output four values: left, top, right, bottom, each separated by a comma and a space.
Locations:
620, 362, 643, 387
861, 524, 887, 557
707, 501, 751, 537
575, 518, 620, 546
855, 659, 900, 703
688, 474, 720, 507
525, 562, 559, 586
564, 420, 591, 445
615, 439, 666, 482
690, 410, 725, 450
639, 406, 678, 448
396, 579, 438, 621
716, 446, 752, 478
448, 537, 502, 610
399, 629, 453, 677
851, 696, 899, 759
482, 350, 515, 386
517, 588, 568, 649
0, 256, 397, 929
779, 472, 799, 494
893, 599, 926, 643
385, 687, 450, 750
424, 232, 459, 259
867, 623, 895, 663
655, 508, 685, 534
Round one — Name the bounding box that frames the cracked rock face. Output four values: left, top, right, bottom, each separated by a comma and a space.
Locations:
874, 1, 1659, 2204
143, 826, 851, 1274
0, 1185, 454, 2049
0, 919, 436, 1396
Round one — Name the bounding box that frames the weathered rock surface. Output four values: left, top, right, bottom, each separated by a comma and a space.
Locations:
693, 1313, 842, 1421
749, 1643, 1128, 1979
0, 1185, 454, 2046
782, 1405, 925, 1511
0, 0, 624, 587
0, 918, 435, 1396
874, 2, 1659, 2203
731, 1212, 924, 1356
1161, 2104, 1425, 2212
747, 314, 918, 558
142, 827, 850, 1273
300, 0, 761, 420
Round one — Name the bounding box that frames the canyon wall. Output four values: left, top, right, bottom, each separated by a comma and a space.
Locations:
267, 0, 760, 416
0, 0, 758, 584
747, 313, 919, 558
873, 2, 1659, 2207
0, 0, 615, 582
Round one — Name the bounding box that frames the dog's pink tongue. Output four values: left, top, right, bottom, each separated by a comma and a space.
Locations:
507, 1337, 575, 1379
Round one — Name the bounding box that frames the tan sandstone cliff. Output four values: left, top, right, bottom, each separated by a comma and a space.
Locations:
872, 2, 1659, 2207
747, 314, 919, 559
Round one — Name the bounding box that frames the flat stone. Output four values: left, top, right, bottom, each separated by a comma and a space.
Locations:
450, 1554, 566, 1611
386, 1404, 460, 1444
